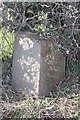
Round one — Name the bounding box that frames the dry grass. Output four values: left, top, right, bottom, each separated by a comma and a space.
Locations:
2, 81, 78, 119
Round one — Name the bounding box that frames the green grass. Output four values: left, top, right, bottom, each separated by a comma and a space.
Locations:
0, 28, 14, 59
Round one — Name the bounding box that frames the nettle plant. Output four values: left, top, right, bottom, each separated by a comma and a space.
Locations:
2, 2, 80, 79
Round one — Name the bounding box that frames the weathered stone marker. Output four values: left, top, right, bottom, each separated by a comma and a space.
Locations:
12, 32, 65, 97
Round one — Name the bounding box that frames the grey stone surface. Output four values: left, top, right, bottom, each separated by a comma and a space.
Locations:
12, 32, 65, 97
39, 40, 65, 96
12, 32, 41, 96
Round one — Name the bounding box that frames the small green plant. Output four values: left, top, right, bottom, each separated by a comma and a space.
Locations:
0, 28, 14, 59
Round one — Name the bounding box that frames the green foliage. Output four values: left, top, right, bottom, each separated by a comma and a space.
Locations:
0, 28, 14, 59
34, 24, 45, 31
